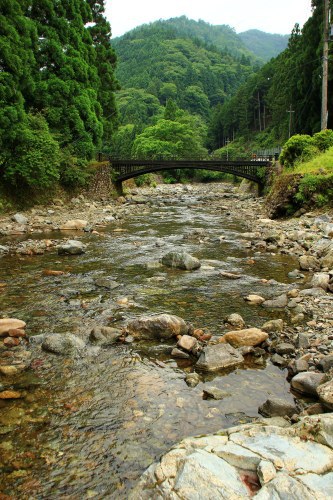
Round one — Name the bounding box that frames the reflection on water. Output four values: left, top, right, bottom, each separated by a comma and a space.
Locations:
0, 187, 298, 497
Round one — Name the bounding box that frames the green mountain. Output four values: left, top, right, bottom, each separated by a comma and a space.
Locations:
239, 30, 289, 61
112, 17, 258, 119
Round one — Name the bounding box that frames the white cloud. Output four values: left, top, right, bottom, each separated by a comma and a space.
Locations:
105, 0, 313, 38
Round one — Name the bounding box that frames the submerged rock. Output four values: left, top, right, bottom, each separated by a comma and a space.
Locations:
196, 343, 244, 372
126, 314, 190, 340
161, 251, 201, 270
42, 333, 86, 355
89, 326, 122, 346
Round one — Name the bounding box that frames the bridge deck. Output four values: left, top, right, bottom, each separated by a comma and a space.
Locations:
108, 158, 272, 184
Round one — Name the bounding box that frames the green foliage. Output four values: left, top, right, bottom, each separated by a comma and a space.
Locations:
0, 0, 117, 195
59, 148, 91, 188
3, 114, 60, 189
134, 173, 154, 187
279, 134, 319, 168
294, 173, 333, 207
312, 129, 333, 151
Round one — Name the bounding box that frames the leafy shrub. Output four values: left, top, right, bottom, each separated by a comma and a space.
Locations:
279, 134, 319, 168
3, 114, 60, 189
294, 173, 333, 206
312, 129, 333, 152
134, 173, 154, 186
59, 148, 91, 188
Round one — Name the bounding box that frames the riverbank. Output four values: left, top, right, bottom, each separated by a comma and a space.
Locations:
0, 182, 332, 497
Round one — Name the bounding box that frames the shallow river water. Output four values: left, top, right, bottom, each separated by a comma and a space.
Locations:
0, 185, 300, 498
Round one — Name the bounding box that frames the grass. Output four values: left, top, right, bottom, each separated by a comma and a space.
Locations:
290, 146, 333, 174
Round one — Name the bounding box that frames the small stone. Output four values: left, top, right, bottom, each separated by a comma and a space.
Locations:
185, 373, 200, 387
257, 460, 276, 485
42, 270, 66, 276
57, 240, 86, 255
317, 354, 333, 373
12, 213, 28, 225
244, 294, 265, 305
225, 313, 245, 329
3, 337, 20, 347
311, 273, 330, 291
317, 379, 333, 410
297, 333, 310, 349
203, 386, 230, 400
299, 255, 320, 271
258, 398, 298, 417
0, 390, 22, 399
177, 335, 198, 353
60, 219, 88, 230
8, 329, 26, 338
171, 348, 190, 359
0, 366, 19, 376
261, 319, 284, 333
262, 294, 288, 309
161, 251, 201, 270
196, 343, 244, 372
291, 372, 326, 396
275, 343, 295, 355
271, 353, 288, 366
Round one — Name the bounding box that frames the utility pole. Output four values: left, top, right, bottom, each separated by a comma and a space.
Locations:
321, 0, 330, 130
286, 105, 295, 138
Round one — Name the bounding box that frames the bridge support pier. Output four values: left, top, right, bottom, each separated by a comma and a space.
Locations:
114, 180, 123, 197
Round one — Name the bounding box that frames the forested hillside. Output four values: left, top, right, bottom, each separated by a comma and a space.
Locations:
0, 0, 118, 193
209, 0, 332, 150
239, 30, 289, 61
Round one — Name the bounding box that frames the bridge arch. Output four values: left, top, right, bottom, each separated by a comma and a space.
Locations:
109, 159, 271, 189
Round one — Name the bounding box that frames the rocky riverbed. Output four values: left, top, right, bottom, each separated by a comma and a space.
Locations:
0, 181, 332, 498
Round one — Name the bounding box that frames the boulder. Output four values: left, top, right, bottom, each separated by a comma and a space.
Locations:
291, 372, 326, 396
171, 348, 190, 359
317, 379, 333, 410
126, 314, 189, 340
311, 272, 330, 291
196, 343, 244, 372
42, 333, 86, 355
57, 240, 87, 255
0, 318, 26, 337
299, 255, 320, 271
321, 250, 333, 269
258, 398, 298, 418
221, 328, 268, 347
161, 251, 201, 270
60, 219, 88, 230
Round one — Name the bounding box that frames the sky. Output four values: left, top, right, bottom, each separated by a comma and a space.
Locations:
105, 0, 313, 38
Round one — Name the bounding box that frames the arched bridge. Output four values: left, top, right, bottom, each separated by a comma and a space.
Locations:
107, 157, 274, 190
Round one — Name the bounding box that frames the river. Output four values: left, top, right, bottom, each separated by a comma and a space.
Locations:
0, 183, 300, 498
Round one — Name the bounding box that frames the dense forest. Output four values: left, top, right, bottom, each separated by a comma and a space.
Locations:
0, 1, 331, 193
0, 0, 118, 193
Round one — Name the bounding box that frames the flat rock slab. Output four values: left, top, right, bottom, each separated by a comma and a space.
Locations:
130, 416, 333, 500
196, 343, 244, 372
126, 313, 189, 340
